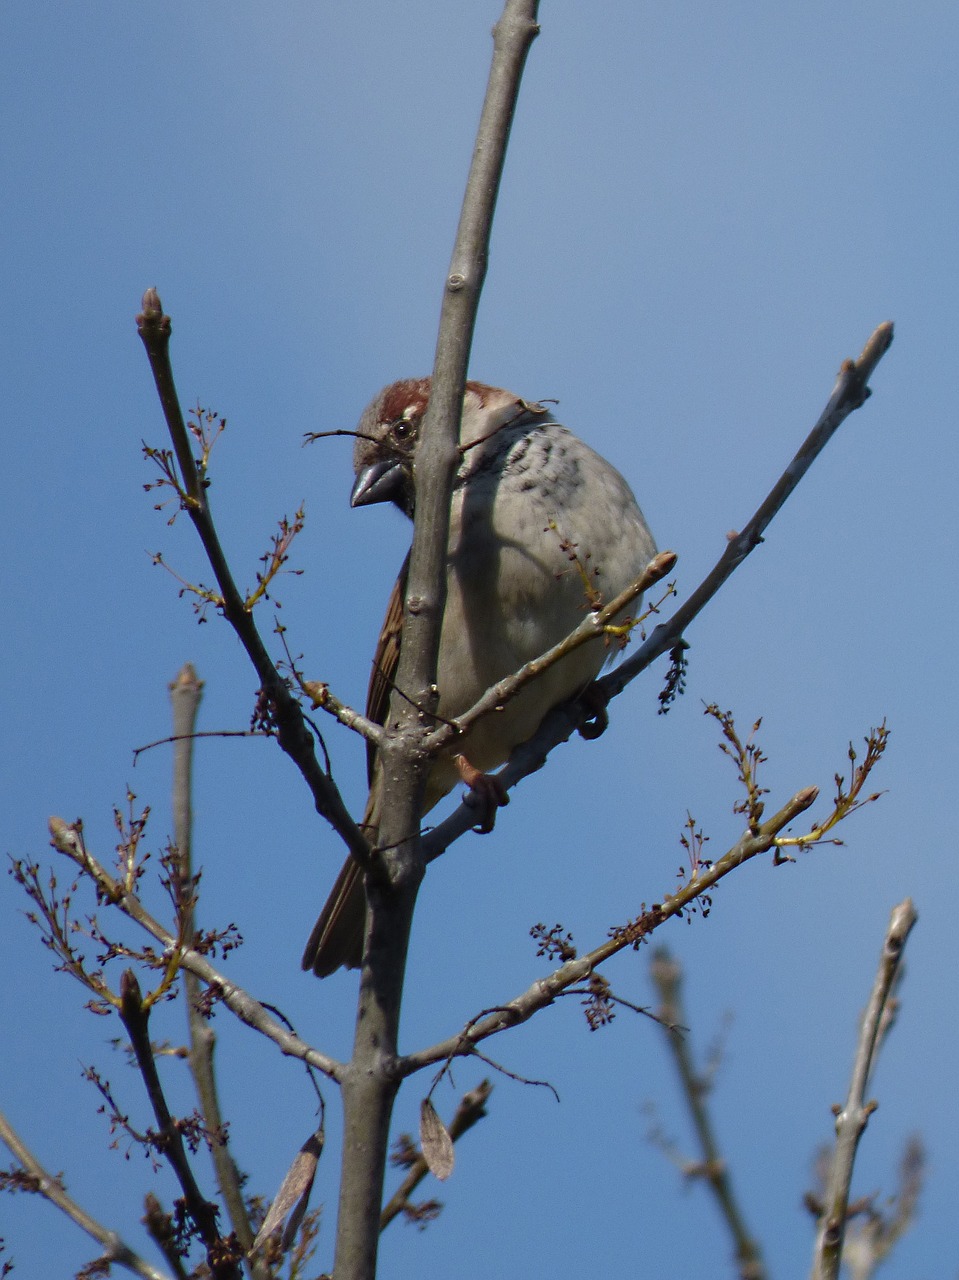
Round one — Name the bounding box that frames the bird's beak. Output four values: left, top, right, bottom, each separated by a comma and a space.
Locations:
351, 459, 405, 508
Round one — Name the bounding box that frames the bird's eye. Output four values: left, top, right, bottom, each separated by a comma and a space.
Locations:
390, 417, 413, 442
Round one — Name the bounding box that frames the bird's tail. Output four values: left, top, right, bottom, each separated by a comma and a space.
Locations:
301, 854, 367, 977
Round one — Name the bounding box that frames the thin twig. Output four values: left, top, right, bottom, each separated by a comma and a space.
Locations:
604, 321, 894, 696
423, 551, 676, 754
810, 898, 917, 1280
650, 949, 767, 1280
46, 817, 344, 1082
133, 728, 263, 764
0, 1109, 171, 1280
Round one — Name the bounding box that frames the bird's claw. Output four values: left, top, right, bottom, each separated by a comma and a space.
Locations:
454, 753, 510, 833
578, 684, 609, 741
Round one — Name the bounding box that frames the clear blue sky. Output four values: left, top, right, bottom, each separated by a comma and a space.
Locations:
2, 3, 955, 1276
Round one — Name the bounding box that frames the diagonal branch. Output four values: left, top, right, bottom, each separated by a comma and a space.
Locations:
118, 971, 241, 1277
136, 293, 372, 876
423, 551, 677, 755
420, 322, 894, 865
0, 1107, 172, 1280
46, 817, 344, 1082
402, 784, 819, 1075
604, 321, 894, 695
379, 1080, 493, 1231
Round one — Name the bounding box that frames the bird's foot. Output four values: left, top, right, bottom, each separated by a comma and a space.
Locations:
453, 753, 510, 833
578, 683, 610, 740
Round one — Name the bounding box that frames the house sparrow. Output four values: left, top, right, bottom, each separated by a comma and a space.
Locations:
302, 378, 657, 976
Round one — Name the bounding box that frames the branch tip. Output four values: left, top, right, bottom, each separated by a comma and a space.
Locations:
648, 549, 678, 579
136, 288, 170, 341
887, 897, 917, 941
119, 967, 143, 1009
855, 321, 894, 381
795, 785, 819, 811
170, 661, 204, 695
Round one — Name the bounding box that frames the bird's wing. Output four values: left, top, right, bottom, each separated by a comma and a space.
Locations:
365, 550, 409, 785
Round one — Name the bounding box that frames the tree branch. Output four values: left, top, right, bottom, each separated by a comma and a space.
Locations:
45, 817, 344, 1082
605, 321, 894, 694
0, 1108, 172, 1280
332, 7, 542, 1280
169, 665, 265, 1274
400, 0, 542, 715
423, 551, 677, 755
810, 897, 917, 1280
402, 783, 819, 1075
420, 322, 894, 865
378, 1080, 493, 1231
650, 950, 766, 1280
136, 292, 372, 877
118, 970, 242, 1277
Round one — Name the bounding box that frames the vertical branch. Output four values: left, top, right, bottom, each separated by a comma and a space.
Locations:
810, 898, 917, 1280
169, 665, 264, 1276
400, 0, 542, 709
332, 5, 542, 1280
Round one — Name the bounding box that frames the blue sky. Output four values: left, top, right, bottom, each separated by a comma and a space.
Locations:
1, 3, 956, 1276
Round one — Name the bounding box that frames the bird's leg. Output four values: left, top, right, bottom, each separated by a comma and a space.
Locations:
452, 753, 510, 833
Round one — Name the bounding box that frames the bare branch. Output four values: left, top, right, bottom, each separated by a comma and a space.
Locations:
423, 551, 677, 754
169, 667, 265, 1271
45, 818, 344, 1082
650, 950, 767, 1280
400, 0, 543, 721
332, 8, 544, 1280
810, 898, 918, 1280
409, 709, 886, 1076
836, 1134, 925, 1280
136, 290, 372, 878
133, 729, 264, 763
420, 322, 895, 865
604, 321, 894, 695
403, 782, 819, 1075
118, 970, 242, 1277
0, 1108, 172, 1280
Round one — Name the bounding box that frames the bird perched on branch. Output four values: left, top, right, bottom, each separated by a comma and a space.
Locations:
302, 378, 657, 976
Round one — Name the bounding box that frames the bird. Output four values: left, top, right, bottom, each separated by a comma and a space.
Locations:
302, 378, 657, 976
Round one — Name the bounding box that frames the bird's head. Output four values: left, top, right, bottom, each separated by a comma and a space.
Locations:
351, 378, 549, 517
